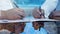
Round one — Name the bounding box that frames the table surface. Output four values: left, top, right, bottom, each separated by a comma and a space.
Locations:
0, 19, 59, 23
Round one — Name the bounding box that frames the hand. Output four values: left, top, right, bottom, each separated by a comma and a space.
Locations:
0, 8, 25, 20
6, 8, 25, 20
32, 7, 45, 19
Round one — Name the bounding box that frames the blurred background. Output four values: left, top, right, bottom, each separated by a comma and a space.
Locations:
0, 0, 60, 34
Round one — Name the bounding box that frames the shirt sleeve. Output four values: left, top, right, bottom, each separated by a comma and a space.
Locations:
39, 27, 48, 34
41, 0, 58, 18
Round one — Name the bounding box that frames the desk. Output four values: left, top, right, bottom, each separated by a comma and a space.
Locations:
0, 19, 59, 34
0, 19, 59, 23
